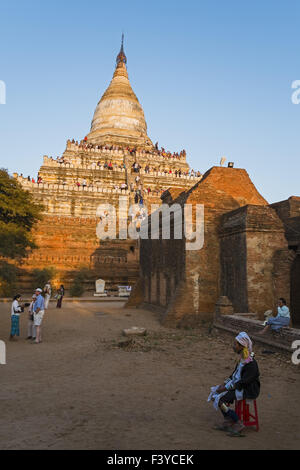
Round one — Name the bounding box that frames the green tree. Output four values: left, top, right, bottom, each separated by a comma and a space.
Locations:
0, 169, 43, 259
0, 261, 19, 297
0, 169, 43, 296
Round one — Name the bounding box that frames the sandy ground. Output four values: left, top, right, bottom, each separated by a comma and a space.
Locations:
0, 301, 299, 450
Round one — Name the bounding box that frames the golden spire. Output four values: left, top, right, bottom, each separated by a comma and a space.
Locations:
87, 37, 153, 148
116, 33, 127, 65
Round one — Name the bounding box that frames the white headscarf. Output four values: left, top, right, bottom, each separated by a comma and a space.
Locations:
235, 331, 253, 362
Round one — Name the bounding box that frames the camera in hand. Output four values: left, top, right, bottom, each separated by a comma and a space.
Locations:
20, 303, 31, 311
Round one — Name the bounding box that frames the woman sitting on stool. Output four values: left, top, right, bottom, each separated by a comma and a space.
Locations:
208, 332, 260, 436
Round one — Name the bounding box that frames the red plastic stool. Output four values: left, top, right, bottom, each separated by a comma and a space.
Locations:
235, 399, 259, 431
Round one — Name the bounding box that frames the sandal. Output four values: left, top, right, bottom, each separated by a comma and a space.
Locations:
213, 424, 232, 431
227, 430, 246, 437
227, 423, 245, 437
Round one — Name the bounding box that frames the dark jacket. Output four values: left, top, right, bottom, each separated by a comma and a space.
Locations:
231, 359, 260, 399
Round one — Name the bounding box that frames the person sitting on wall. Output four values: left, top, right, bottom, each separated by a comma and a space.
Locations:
208, 332, 260, 436
258, 298, 290, 335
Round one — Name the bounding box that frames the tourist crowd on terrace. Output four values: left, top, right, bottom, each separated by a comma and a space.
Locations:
131, 162, 201, 178
65, 138, 187, 160
43, 156, 201, 179
18, 173, 168, 197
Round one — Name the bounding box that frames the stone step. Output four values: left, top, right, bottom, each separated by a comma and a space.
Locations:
233, 313, 259, 320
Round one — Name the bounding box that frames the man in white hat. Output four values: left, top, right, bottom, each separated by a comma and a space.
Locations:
32, 288, 45, 344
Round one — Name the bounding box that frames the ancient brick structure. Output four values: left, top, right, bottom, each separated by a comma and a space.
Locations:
13, 39, 201, 292
132, 166, 300, 328
270, 197, 300, 326
219, 205, 289, 316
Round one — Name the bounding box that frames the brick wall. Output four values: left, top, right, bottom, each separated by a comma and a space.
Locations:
19, 215, 139, 292
220, 205, 289, 318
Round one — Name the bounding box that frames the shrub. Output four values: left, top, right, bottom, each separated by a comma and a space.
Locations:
69, 268, 90, 297
32, 267, 56, 289
69, 279, 85, 297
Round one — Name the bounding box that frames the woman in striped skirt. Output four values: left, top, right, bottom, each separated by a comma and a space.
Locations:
10, 294, 24, 340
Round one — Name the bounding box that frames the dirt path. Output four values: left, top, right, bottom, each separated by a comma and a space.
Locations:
0, 301, 299, 450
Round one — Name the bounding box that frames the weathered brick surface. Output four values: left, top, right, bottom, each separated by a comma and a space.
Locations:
271, 196, 300, 225
19, 215, 139, 292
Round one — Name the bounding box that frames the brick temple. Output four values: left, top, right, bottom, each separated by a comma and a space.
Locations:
14, 38, 201, 291
128, 166, 300, 328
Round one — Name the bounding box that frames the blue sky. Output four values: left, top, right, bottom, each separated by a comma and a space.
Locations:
0, 0, 299, 203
